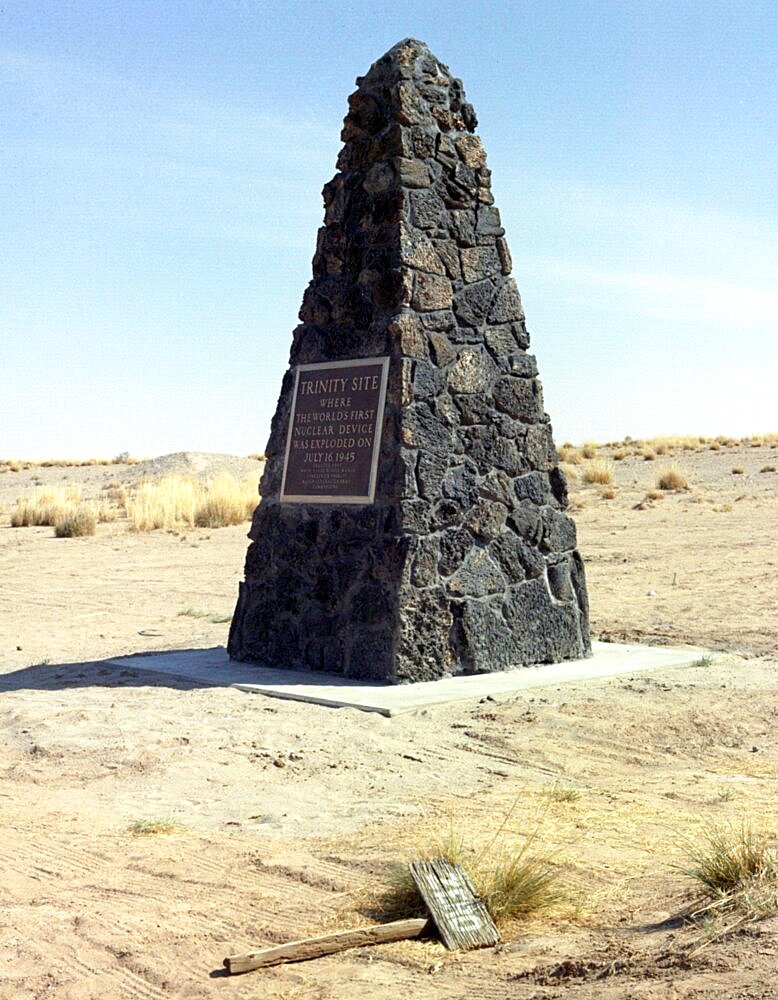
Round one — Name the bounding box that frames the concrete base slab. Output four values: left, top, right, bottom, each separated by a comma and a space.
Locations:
107, 642, 705, 717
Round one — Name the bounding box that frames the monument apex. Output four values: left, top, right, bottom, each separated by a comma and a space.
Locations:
228, 38, 591, 681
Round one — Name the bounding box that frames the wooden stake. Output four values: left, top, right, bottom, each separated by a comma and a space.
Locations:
223, 918, 429, 974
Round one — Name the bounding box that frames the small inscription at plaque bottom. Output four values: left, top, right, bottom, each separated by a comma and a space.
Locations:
280, 357, 389, 504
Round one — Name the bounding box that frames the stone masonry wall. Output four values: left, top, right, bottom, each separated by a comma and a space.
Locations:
228, 39, 591, 681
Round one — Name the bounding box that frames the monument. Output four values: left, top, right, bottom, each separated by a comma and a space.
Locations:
228, 38, 591, 682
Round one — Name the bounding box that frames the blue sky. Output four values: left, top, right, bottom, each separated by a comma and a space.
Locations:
2, 1, 776, 458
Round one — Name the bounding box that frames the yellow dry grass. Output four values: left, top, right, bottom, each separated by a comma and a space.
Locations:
657, 466, 688, 491
54, 507, 97, 537
582, 441, 598, 459
10, 486, 84, 527
367, 797, 564, 929
125, 474, 257, 531
125, 477, 198, 531
557, 445, 583, 465
1, 456, 141, 470
194, 473, 258, 528
601, 433, 778, 455
582, 459, 615, 485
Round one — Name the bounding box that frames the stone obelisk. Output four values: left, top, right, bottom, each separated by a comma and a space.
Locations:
228, 39, 591, 681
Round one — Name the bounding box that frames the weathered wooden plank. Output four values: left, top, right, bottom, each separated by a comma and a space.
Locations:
410, 859, 501, 951
223, 917, 429, 974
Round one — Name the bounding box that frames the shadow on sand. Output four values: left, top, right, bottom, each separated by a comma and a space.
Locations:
0, 647, 244, 694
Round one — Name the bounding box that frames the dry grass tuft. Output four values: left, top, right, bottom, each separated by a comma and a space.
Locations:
683, 823, 778, 936
657, 466, 688, 491
581, 441, 598, 459
685, 824, 776, 899
128, 818, 184, 836
759, 465, 776, 473
125, 477, 198, 531
178, 607, 232, 624
732, 467, 745, 475
4, 456, 141, 470
600, 486, 617, 500
373, 809, 563, 928
54, 507, 97, 537
582, 459, 614, 485
125, 474, 257, 531
557, 445, 583, 465
194, 473, 257, 528
10, 487, 84, 527
642, 449, 657, 461
544, 786, 581, 803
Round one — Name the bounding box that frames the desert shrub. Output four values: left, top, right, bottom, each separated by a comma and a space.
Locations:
125, 476, 198, 531
378, 826, 561, 927
128, 818, 184, 836
194, 474, 257, 528
544, 786, 580, 803
643, 449, 656, 461
581, 441, 598, 459
10, 486, 83, 527
613, 450, 628, 461
683, 822, 777, 918
759, 465, 775, 473
601, 486, 617, 500
732, 467, 744, 475
657, 466, 688, 490
126, 474, 257, 531
557, 444, 582, 465
54, 506, 97, 537
582, 459, 614, 485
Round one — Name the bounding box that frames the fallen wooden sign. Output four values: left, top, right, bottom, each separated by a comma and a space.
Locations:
223, 857, 499, 974
410, 858, 501, 950
223, 918, 429, 974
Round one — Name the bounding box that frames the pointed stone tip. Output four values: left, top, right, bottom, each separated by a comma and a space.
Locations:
372, 37, 442, 72
385, 37, 431, 54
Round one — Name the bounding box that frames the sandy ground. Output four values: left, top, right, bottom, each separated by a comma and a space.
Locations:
0, 444, 776, 999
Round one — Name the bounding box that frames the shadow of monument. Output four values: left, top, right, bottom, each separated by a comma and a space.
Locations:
0, 648, 229, 694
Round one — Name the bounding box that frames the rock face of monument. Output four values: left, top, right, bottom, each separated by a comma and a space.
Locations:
229, 38, 591, 681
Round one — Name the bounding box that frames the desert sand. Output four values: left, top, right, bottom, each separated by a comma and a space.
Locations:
0, 443, 776, 999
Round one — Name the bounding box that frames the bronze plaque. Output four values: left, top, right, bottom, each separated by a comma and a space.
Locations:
280, 357, 389, 504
